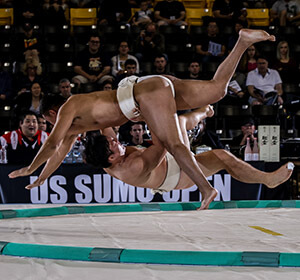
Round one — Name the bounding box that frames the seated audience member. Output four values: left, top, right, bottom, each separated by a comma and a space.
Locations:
154, 0, 187, 26
238, 44, 259, 74
0, 0, 13, 8
68, 0, 95, 8
111, 41, 140, 78
134, 22, 165, 62
183, 60, 207, 80
0, 57, 13, 107
131, 0, 153, 27
227, 20, 246, 52
272, 40, 299, 83
127, 121, 152, 148
42, 0, 68, 26
195, 20, 226, 67
72, 34, 113, 88
58, 78, 72, 98
270, 0, 300, 26
98, 0, 131, 26
0, 110, 48, 164
114, 59, 139, 86
15, 59, 44, 95
212, 0, 248, 28
15, 61, 45, 97
246, 55, 284, 105
191, 117, 224, 151
14, 82, 44, 116
152, 54, 174, 75
243, 0, 266, 8
15, 22, 42, 62
37, 114, 47, 132
219, 70, 247, 105
101, 80, 114, 91
231, 117, 257, 158
14, 0, 41, 26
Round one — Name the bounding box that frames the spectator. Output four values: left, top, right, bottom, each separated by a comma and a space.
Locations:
72, 34, 113, 88
243, 0, 266, 8
238, 44, 259, 74
134, 22, 165, 62
58, 78, 72, 98
15, 22, 42, 62
0, 0, 13, 8
183, 60, 207, 80
98, 0, 131, 26
0, 110, 48, 164
154, 0, 187, 26
114, 59, 139, 86
191, 117, 224, 151
101, 80, 114, 91
131, 0, 153, 27
231, 117, 257, 158
111, 41, 140, 78
68, 0, 96, 8
212, 0, 247, 28
219, 71, 247, 105
272, 40, 299, 83
227, 20, 247, 52
270, 0, 300, 26
42, 0, 68, 26
0, 57, 13, 107
152, 54, 174, 75
14, 0, 41, 26
195, 20, 226, 66
14, 82, 44, 116
246, 55, 284, 105
127, 121, 152, 148
37, 114, 47, 132
15, 59, 44, 96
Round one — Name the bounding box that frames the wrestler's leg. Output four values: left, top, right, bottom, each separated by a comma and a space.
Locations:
178, 106, 214, 147
173, 29, 276, 110
196, 150, 294, 188
136, 81, 217, 210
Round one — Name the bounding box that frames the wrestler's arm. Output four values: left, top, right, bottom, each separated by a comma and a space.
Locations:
9, 102, 76, 178
101, 127, 117, 138
139, 131, 167, 173
24, 135, 78, 189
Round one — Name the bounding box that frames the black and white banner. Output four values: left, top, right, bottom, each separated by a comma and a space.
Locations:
0, 162, 280, 204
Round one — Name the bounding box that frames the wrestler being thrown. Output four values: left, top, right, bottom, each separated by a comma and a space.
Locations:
82, 105, 294, 208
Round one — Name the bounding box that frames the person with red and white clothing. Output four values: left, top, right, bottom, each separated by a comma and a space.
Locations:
0, 110, 48, 164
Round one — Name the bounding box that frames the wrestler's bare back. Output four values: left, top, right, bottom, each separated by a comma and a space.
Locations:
60, 90, 128, 136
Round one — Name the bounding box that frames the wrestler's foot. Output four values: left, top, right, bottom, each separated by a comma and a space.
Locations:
198, 188, 218, 210
239, 29, 276, 46
265, 162, 294, 189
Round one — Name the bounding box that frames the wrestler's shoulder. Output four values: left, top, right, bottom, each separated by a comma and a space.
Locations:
67, 90, 117, 102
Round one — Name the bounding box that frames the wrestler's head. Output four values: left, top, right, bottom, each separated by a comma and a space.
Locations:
84, 132, 125, 169
41, 94, 66, 125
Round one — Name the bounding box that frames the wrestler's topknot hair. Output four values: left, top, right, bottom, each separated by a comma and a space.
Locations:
41, 94, 66, 115
83, 131, 113, 169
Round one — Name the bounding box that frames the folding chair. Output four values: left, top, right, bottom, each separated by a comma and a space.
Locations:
70, 8, 97, 26
0, 8, 13, 25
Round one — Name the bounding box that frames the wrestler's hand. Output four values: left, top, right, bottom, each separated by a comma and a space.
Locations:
25, 177, 45, 190
8, 166, 32, 179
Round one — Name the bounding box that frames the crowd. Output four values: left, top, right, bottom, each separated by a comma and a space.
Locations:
0, 0, 300, 164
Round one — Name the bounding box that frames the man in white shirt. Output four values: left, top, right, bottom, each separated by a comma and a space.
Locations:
246, 55, 284, 105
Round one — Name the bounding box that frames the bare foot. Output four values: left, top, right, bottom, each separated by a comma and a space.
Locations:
265, 162, 294, 188
239, 29, 276, 46
198, 188, 218, 210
